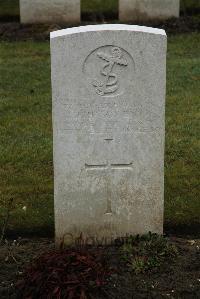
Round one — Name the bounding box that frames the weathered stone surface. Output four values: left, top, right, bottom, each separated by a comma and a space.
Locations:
20, 0, 80, 24
119, 0, 180, 22
50, 24, 167, 246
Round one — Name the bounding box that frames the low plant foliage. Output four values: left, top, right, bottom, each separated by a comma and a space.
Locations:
16, 248, 111, 299
14, 233, 178, 298
120, 232, 178, 274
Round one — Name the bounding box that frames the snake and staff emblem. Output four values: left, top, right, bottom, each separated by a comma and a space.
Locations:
92, 47, 128, 96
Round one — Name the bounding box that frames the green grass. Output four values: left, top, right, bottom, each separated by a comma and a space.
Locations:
165, 33, 200, 229
0, 0, 19, 18
181, 0, 200, 13
82, 0, 117, 14
0, 33, 199, 236
0, 41, 53, 234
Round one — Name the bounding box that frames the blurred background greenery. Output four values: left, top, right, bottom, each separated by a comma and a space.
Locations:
0, 0, 199, 20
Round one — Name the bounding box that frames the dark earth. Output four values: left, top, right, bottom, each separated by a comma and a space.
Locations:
0, 236, 199, 298
0, 15, 200, 42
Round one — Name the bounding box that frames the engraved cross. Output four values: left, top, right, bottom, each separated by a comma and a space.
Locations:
85, 161, 133, 214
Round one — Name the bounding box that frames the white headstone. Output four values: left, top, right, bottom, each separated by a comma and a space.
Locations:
119, 0, 180, 22
20, 0, 80, 24
51, 24, 167, 246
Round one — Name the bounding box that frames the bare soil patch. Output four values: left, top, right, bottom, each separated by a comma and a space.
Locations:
0, 15, 199, 42
0, 236, 199, 298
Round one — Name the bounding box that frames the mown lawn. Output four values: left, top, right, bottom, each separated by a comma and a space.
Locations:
0, 41, 53, 235
0, 33, 199, 236
0, 0, 19, 18
165, 33, 200, 232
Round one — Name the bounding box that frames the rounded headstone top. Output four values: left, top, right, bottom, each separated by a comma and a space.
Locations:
50, 24, 166, 39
